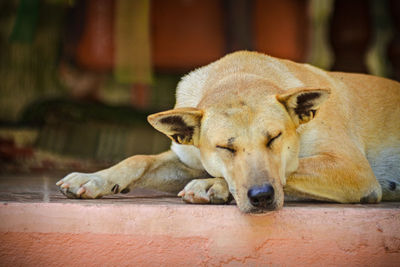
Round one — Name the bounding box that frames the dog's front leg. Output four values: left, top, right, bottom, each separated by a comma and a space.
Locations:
284, 153, 382, 203
56, 150, 208, 199
177, 177, 232, 204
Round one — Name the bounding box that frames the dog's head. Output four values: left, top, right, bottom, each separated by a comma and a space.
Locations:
148, 81, 330, 213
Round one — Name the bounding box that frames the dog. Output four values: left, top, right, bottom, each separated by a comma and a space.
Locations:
56, 51, 400, 213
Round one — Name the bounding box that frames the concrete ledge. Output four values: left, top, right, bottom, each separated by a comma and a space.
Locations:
0, 174, 399, 266
1, 201, 399, 266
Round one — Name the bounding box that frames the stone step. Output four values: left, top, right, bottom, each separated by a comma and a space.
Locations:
0, 174, 399, 266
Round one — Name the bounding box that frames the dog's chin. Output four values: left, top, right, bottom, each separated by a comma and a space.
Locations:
237, 200, 284, 214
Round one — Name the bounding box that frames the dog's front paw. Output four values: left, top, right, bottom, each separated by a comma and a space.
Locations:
178, 177, 231, 204
56, 172, 119, 199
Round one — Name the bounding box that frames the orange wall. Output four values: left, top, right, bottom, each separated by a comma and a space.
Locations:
253, 0, 309, 62
75, 0, 309, 72
152, 0, 226, 71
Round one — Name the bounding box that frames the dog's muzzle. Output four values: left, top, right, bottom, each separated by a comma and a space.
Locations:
247, 183, 275, 210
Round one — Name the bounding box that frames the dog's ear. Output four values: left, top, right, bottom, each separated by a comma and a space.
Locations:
147, 108, 203, 146
277, 87, 330, 125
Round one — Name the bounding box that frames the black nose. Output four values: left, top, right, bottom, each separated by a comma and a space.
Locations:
247, 184, 275, 208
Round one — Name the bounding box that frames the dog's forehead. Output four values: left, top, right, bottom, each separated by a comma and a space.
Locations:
205, 96, 285, 123
201, 101, 287, 143
205, 102, 254, 126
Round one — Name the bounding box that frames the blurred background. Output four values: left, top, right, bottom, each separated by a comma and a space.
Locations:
1, 0, 399, 174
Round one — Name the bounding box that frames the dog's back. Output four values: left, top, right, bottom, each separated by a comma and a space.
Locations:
330, 72, 400, 200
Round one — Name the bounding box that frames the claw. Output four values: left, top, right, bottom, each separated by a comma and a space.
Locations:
111, 184, 119, 194
56, 181, 63, 186
177, 190, 185, 197
61, 183, 69, 189
120, 188, 130, 194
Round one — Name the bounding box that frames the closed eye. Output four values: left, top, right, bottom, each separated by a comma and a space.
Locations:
216, 145, 236, 154
267, 132, 282, 148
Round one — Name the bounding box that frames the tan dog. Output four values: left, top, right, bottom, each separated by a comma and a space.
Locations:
57, 51, 400, 213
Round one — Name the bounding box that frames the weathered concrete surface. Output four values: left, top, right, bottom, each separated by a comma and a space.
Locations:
0, 202, 399, 266
0, 174, 399, 266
